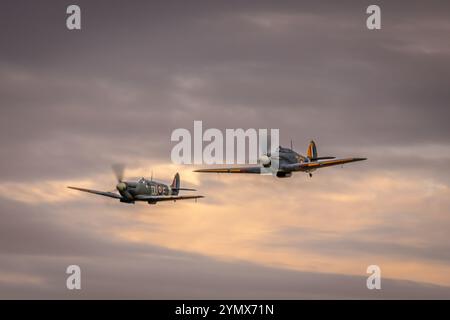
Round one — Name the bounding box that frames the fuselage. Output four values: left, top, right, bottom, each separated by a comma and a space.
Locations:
118, 178, 172, 199
275, 147, 315, 175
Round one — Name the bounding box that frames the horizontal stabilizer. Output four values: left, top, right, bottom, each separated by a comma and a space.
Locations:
172, 188, 197, 191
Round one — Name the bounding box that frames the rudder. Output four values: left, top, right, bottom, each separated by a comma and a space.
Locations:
171, 173, 180, 195
307, 140, 318, 159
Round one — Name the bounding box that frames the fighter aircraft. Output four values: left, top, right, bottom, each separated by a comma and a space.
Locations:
68, 165, 204, 204
194, 140, 366, 178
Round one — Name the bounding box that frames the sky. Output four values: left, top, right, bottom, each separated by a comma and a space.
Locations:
1, 0, 450, 299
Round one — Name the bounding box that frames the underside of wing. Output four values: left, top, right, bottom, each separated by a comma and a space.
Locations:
134, 195, 204, 202
296, 157, 367, 171
194, 167, 261, 174
67, 186, 123, 199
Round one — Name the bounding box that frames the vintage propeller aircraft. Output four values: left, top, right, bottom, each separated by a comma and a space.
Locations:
194, 140, 366, 178
68, 165, 204, 204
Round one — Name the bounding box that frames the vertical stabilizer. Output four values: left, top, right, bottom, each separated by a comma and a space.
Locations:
171, 173, 180, 195
307, 140, 318, 160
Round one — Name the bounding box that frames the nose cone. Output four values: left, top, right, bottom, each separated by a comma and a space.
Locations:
116, 182, 127, 192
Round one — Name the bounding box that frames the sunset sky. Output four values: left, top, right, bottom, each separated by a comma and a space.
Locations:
1, 0, 450, 298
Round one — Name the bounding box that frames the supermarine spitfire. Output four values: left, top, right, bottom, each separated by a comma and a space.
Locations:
68, 165, 203, 204
194, 140, 366, 178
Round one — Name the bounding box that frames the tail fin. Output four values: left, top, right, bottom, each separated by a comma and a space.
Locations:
171, 173, 180, 195
307, 140, 318, 160
307, 140, 336, 161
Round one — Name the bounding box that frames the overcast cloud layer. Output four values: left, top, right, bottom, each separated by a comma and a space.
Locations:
1, 0, 450, 298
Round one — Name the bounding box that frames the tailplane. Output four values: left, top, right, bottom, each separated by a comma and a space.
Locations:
307, 140, 335, 161
171, 173, 197, 195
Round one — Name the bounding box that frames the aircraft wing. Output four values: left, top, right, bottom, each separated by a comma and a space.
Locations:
134, 195, 204, 202
285, 157, 367, 171
194, 167, 262, 174
67, 186, 123, 199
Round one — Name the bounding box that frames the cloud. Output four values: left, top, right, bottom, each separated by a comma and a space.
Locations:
0, 0, 450, 298
1, 198, 450, 299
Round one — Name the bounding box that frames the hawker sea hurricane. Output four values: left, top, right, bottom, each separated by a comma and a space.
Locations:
68, 165, 203, 204
195, 140, 366, 178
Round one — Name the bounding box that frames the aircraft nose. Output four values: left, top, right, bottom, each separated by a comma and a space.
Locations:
116, 182, 127, 191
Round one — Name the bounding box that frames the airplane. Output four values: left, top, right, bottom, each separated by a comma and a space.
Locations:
68, 165, 204, 204
194, 140, 366, 178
